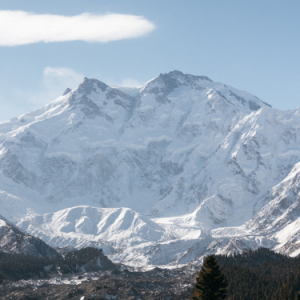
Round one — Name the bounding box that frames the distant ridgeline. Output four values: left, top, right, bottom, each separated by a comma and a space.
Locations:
216, 248, 300, 300
0, 247, 115, 281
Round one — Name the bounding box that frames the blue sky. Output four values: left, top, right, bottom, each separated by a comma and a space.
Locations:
0, 0, 300, 122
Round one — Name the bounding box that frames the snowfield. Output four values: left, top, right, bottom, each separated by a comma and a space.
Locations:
1, 70, 300, 266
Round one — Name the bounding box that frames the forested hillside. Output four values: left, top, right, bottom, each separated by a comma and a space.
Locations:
1, 246, 299, 299
0, 247, 115, 281
216, 248, 300, 300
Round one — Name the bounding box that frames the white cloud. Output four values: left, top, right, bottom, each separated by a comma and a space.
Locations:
0, 10, 155, 46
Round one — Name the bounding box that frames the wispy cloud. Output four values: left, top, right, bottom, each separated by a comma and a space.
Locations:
18, 67, 84, 106
0, 10, 155, 46
0, 67, 84, 122
42, 67, 83, 99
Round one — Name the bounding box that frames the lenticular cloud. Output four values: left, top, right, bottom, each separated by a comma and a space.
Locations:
0, 10, 155, 46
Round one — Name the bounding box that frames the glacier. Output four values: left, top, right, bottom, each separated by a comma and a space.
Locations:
0, 70, 300, 267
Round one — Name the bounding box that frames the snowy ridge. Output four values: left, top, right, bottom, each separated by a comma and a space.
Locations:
0, 70, 300, 266
18, 206, 164, 252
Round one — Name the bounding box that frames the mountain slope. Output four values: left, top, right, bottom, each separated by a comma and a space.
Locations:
0, 70, 300, 266
0, 71, 270, 220
0, 214, 58, 257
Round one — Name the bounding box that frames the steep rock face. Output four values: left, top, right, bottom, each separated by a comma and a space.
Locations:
0, 215, 58, 257
0, 70, 300, 266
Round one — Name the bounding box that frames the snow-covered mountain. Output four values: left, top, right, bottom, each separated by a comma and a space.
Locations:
1, 70, 300, 266
18, 206, 164, 253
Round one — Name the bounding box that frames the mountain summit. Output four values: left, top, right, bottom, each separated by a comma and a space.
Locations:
0, 71, 299, 266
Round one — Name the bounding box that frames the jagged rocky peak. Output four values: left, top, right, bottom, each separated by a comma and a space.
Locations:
158, 70, 213, 89
165, 70, 213, 84
137, 70, 270, 113
64, 77, 136, 120
140, 70, 212, 96
77, 77, 109, 95
71, 77, 136, 105
62, 88, 72, 96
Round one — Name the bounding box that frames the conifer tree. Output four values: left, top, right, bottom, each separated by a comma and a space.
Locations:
281, 283, 289, 300
191, 255, 227, 300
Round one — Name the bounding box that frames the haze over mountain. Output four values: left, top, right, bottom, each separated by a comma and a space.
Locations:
0, 71, 300, 267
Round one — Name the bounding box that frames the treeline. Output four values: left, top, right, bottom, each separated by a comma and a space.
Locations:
216, 248, 300, 300
0, 247, 103, 281
2, 245, 300, 300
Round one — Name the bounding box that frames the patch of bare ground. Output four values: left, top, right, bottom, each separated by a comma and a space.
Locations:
0, 267, 194, 300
